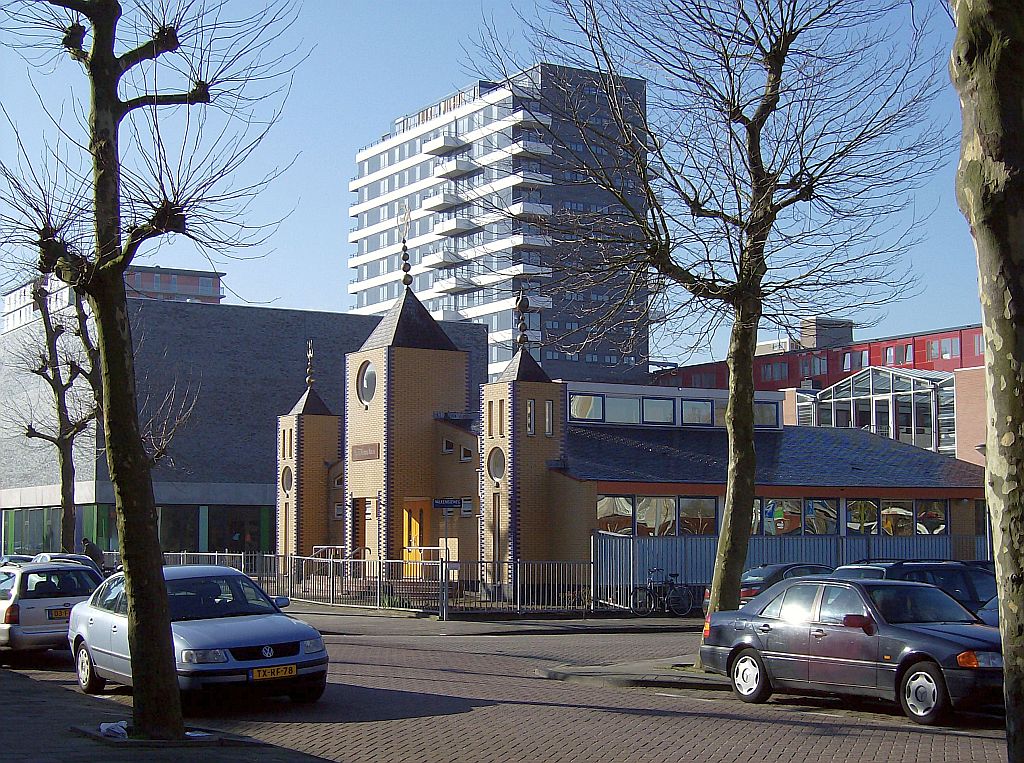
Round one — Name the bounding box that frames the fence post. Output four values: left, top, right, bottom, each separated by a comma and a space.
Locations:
377, 560, 383, 609
590, 534, 596, 613
440, 556, 449, 622
329, 559, 336, 605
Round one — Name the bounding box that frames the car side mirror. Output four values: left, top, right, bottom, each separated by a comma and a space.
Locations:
843, 613, 875, 634
274, 596, 290, 609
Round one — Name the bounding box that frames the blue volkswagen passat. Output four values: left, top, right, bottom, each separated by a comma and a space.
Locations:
68, 565, 328, 703
700, 578, 1002, 725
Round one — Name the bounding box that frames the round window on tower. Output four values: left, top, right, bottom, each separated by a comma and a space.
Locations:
281, 466, 293, 494
357, 361, 377, 406
487, 447, 506, 484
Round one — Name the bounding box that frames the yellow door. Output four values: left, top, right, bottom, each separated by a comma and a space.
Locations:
403, 500, 431, 576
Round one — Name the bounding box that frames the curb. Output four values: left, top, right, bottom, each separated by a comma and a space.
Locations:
70, 725, 271, 748
537, 664, 731, 692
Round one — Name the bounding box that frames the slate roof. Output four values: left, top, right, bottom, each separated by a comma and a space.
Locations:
495, 348, 552, 383
563, 424, 985, 490
359, 288, 458, 352
288, 387, 333, 416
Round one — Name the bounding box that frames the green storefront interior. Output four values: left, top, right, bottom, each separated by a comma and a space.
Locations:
2, 504, 275, 556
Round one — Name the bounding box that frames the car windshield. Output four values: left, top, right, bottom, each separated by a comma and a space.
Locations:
166, 574, 278, 621
741, 569, 772, 583
865, 584, 977, 624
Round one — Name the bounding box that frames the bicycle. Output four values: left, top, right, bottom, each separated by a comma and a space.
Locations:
630, 567, 694, 616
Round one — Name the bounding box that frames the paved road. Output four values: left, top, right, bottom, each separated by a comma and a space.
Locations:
7, 618, 1006, 763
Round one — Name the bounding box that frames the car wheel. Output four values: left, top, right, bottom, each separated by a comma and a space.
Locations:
290, 679, 326, 704
730, 648, 772, 703
75, 642, 106, 695
899, 661, 950, 725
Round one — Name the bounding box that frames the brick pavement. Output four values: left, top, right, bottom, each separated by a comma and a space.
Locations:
2, 614, 1009, 763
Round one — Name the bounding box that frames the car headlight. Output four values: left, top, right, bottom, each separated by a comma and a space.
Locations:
181, 648, 228, 664
302, 636, 325, 654
957, 650, 1003, 668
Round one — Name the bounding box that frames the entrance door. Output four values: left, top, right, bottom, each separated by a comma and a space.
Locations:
403, 500, 432, 576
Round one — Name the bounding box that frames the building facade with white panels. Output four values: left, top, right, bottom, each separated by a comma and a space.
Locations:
347, 64, 650, 382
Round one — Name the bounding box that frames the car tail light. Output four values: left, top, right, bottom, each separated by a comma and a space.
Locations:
740, 587, 760, 599
703, 587, 711, 600
3, 604, 18, 625
702, 614, 711, 640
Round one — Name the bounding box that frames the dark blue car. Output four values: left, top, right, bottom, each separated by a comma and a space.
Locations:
700, 578, 1002, 725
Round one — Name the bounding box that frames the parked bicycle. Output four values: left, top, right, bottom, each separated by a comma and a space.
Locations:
630, 567, 694, 616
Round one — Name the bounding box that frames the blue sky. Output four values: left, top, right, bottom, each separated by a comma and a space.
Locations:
0, 1, 981, 362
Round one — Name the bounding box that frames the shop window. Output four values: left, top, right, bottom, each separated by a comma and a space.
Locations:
847, 499, 879, 535
915, 499, 948, 535
605, 396, 640, 424
881, 499, 914, 536
643, 397, 675, 425
636, 497, 677, 536
569, 393, 604, 421
762, 498, 802, 536
680, 400, 712, 426
678, 497, 716, 534
804, 499, 838, 534
597, 495, 634, 535
754, 402, 779, 427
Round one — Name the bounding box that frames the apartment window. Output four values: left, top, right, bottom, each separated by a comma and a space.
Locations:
334, 503, 344, 520
442, 439, 454, 454
487, 400, 494, 437
905, 344, 913, 362
544, 400, 554, 436
585, 353, 598, 363
941, 337, 960, 359
460, 446, 473, 462
527, 399, 536, 436
498, 399, 505, 437
842, 350, 868, 372
974, 333, 984, 357
926, 340, 940, 360
884, 346, 894, 365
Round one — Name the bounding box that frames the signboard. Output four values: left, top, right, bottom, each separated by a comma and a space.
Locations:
351, 443, 380, 461
433, 497, 462, 517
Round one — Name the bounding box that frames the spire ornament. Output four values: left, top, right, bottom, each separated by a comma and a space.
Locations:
399, 202, 413, 288
515, 292, 530, 346
305, 339, 315, 387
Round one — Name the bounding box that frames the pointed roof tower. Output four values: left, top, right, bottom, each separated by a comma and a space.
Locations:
359, 288, 458, 352
288, 339, 333, 415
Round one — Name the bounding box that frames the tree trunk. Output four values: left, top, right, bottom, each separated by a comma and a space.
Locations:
58, 441, 77, 553
88, 274, 183, 739
950, 2, 1024, 757
697, 296, 760, 667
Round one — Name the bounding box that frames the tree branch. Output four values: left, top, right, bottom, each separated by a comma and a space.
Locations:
118, 26, 179, 74
122, 83, 211, 116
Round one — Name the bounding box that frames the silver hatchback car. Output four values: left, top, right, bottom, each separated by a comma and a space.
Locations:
69, 565, 329, 702
0, 562, 103, 653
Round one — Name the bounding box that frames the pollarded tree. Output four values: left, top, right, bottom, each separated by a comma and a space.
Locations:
949, 1, 1024, 756
0, 0, 297, 738
483, 0, 948, 624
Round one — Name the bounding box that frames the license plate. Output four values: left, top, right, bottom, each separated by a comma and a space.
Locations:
252, 664, 296, 681
47, 608, 70, 620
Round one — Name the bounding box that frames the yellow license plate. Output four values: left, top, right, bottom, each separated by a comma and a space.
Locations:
252, 665, 296, 681
47, 608, 70, 620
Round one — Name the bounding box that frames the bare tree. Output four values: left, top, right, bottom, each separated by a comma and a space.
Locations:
0, 0, 297, 738
950, 1, 1024, 755
479, 0, 948, 624
5, 278, 100, 553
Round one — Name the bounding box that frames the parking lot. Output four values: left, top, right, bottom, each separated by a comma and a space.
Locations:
1, 614, 1007, 763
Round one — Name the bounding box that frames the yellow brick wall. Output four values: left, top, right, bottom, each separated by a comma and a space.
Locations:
276, 417, 297, 555
511, 382, 565, 561
286, 412, 340, 556
345, 347, 388, 559
433, 423, 480, 563
547, 473, 598, 561
481, 381, 511, 564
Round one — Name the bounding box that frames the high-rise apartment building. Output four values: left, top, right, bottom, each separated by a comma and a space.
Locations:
348, 64, 650, 381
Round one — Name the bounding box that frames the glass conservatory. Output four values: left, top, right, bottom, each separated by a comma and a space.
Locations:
795, 367, 956, 456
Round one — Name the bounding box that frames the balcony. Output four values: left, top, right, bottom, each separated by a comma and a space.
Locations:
508, 139, 553, 158
434, 274, 476, 294
491, 328, 543, 344
510, 170, 553, 187
509, 233, 553, 249
500, 262, 553, 278
433, 216, 477, 236
511, 109, 552, 128
421, 246, 463, 268
433, 158, 476, 179
422, 133, 465, 156
422, 191, 462, 211
429, 307, 466, 321
509, 201, 552, 218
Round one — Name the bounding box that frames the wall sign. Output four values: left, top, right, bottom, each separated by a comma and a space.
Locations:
351, 443, 380, 461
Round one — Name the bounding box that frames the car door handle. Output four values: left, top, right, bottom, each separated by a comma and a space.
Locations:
758, 624, 771, 633
811, 629, 827, 638
111, 625, 118, 633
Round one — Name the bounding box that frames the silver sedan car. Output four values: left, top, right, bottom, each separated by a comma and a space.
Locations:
68, 565, 328, 702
